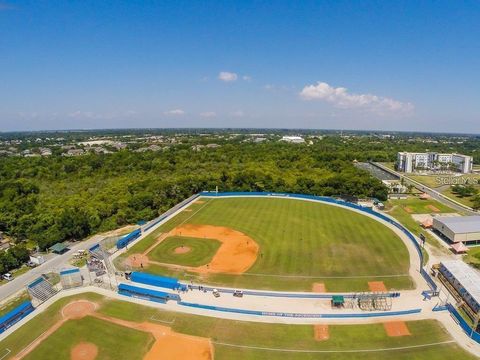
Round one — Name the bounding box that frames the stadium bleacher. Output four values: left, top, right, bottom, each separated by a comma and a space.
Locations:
27, 277, 57, 303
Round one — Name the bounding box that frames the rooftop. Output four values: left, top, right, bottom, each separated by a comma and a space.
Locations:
435, 216, 480, 234
441, 260, 480, 305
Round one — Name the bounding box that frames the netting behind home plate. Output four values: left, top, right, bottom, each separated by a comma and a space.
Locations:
60, 268, 83, 289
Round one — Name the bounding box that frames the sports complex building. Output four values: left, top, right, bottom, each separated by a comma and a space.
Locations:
433, 216, 480, 246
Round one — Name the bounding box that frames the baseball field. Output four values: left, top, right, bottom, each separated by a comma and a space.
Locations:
0, 293, 475, 360
117, 196, 414, 291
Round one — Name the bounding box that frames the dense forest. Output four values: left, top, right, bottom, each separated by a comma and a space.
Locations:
0, 140, 389, 251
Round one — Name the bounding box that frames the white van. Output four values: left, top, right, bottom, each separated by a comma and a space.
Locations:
3, 273, 13, 281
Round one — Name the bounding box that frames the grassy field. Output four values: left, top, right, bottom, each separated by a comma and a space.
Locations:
24, 316, 153, 360
464, 246, 480, 269
118, 197, 413, 291
0, 293, 476, 360
389, 197, 455, 214
149, 235, 221, 266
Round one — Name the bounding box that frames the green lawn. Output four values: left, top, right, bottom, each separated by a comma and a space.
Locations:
464, 246, 480, 269
98, 296, 476, 360
442, 187, 478, 208
385, 203, 440, 255
148, 235, 221, 266
0, 293, 475, 360
120, 197, 413, 291
23, 316, 153, 360
389, 197, 455, 214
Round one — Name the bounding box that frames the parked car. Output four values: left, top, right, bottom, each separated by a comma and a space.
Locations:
233, 290, 244, 298
212, 289, 220, 297
2, 273, 13, 281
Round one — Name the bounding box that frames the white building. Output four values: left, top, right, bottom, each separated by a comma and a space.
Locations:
280, 136, 305, 143
397, 152, 472, 173
433, 216, 480, 245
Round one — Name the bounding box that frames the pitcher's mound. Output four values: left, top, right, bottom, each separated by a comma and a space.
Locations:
71, 342, 98, 360
62, 300, 96, 320
174, 246, 191, 254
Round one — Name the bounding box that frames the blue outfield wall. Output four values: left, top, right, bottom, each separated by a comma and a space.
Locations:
118, 283, 181, 303
200, 191, 436, 291
447, 303, 480, 343
0, 301, 35, 334
179, 301, 421, 319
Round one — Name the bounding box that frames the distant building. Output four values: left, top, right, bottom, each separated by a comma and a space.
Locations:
433, 216, 480, 245
397, 152, 473, 173
280, 136, 305, 143
64, 149, 85, 156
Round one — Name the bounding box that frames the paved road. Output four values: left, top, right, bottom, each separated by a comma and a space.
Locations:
0, 235, 103, 301
372, 162, 477, 215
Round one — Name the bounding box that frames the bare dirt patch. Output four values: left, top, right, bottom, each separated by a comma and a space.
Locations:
368, 281, 387, 292
312, 283, 326, 292
314, 325, 329, 341
404, 206, 414, 213
71, 342, 98, 360
167, 224, 259, 274
195, 200, 206, 204
125, 253, 149, 268
174, 246, 191, 254
62, 300, 96, 320
383, 321, 411, 337
427, 204, 441, 212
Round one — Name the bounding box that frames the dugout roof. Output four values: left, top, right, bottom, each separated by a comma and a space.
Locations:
441, 260, 480, 306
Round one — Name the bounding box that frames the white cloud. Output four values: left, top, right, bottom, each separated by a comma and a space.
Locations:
230, 110, 244, 117
218, 71, 238, 82
200, 111, 217, 118
242, 75, 252, 81
164, 109, 185, 116
300, 82, 413, 114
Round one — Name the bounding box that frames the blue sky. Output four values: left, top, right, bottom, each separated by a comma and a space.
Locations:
1, 1, 479, 132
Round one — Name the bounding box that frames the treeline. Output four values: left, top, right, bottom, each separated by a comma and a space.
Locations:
0, 142, 391, 250
0, 244, 29, 275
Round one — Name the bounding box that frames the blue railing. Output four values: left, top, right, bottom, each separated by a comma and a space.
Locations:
447, 303, 480, 343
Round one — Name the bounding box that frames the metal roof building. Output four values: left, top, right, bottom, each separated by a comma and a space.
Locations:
440, 260, 480, 313
432, 216, 480, 245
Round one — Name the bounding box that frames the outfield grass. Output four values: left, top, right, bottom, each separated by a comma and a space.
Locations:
23, 316, 153, 360
0, 293, 475, 360
148, 235, 221, 266
120, 197, 413, 291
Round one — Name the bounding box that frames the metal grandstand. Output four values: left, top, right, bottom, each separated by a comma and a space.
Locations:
27, 277, 58, 304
